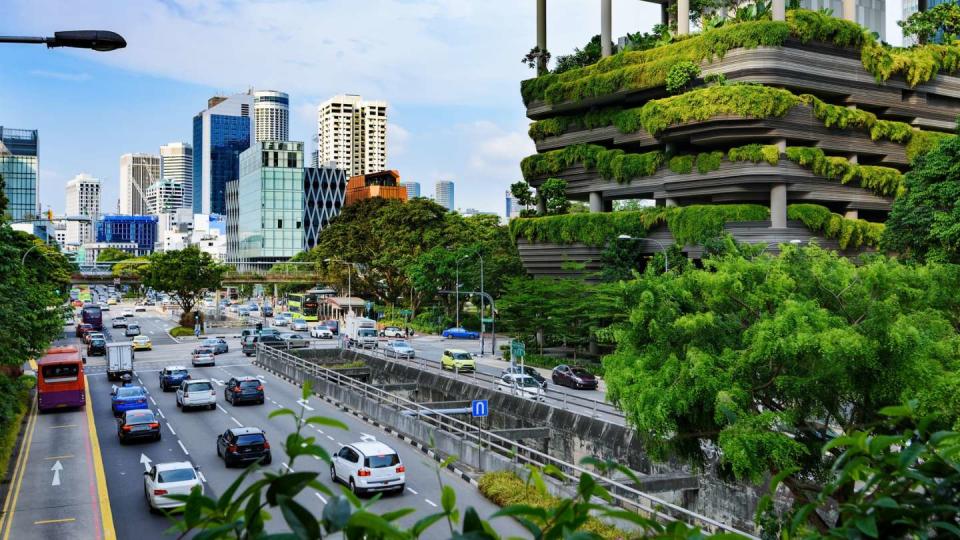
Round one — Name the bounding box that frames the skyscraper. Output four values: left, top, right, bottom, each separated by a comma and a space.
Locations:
0, 126, 39, 220
316, 94, 387, 177
435, 180, 454, 211
119, 153, 161, 215
65, 173, 101, 246
400, 181, 420, 199
193, 93, 253, 215
253, 90, 289, 142
145, 178, 187, 214
159, 142, 193, 210
303, 164, 346, 250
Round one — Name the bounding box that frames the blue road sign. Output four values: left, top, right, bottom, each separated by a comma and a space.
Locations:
471, 399, 489, 418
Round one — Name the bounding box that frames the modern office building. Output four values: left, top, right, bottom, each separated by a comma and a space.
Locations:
145, 178, 187, 215
83, 242, 140, 262
54, 221, 67, 246
96, 214, 158, 255
193, 93, 253, 215
119, 153, 161, 215
0, 127, 39, 221
65, 173, 101, 246
316, 94, 387, 177
400, 181, 420, 199
159, 142, 193, 210
225, 180, 240, 262
505, 190, 523, 219
303, 163, 347, 250
344, 170, 407, 207
434, 180, 454, 211
801, 0, 885, 40
253, 90, 289, 142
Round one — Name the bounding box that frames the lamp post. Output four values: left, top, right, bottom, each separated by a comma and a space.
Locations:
0, 31, 127, 51
464, 252, 487, 355
21, 244, 40, 265
454, 254, 469, 328
617, 234, 669, 273
324, 258, 358, 315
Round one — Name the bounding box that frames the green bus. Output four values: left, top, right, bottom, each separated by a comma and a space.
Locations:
287, 289, 334, 322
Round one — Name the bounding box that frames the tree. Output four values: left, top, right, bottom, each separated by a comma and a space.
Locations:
539, 178, 570, 215
602, 245, 960, 532
95, 247, 133, 262
881, 135, 960, 263
898, 2, 960, 44
140, 246, 226, 327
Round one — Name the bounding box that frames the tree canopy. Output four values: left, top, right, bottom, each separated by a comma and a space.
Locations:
898, 2, 960, 44
95, 247, 134, 262
139, 246, 226, 326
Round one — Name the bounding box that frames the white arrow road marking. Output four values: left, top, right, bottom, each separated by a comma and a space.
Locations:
51, 461, 63, 486
296, 399, 314, 411
140, 453, 152, 473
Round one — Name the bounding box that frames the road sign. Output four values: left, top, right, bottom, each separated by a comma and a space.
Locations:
511, 340, 525, 359
399, 309, 413, 316
481, 317, 494, 323
471, 399, 489, 418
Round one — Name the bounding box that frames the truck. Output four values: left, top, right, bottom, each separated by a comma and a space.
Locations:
106, 342, 134, 381
344, 316, 378, 349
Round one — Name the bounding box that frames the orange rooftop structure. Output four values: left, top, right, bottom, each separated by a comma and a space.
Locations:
344, 170, 407, 206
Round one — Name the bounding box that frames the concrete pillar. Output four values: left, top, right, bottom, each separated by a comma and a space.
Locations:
774, 137, 786, 153
589, 192, 603, 213
661, 3, 670, 26
772, 0, 785, 21
677, 0, 690, 35
536, 194, 547, 215
844, 209, 859, 220
771, 184, 787, 228
665, 198, 678, 207
537, 0, 547, 75
842, 0, 855, 22
601, 0, 613, 58
847, 153, 859, 164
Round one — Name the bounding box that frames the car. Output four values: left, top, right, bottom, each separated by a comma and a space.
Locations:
380, 326, 405, 338
117, 409, 161, 443
112, 317, 128, 329
202, 337, 228, 354
99, 302, 111, 312
261, 306, 274, 317
273, 314, 290, 326
278, 333, 309, 349
216, 427, 271, 467
132, 335, 152, 351
224, 376, 265, 405
88, 337, 107, 356
330, 439, 405, 496
310, 325, 334, 339
322, 320, 339, 335
143, 461, 203, 513
191, 346, 215, 367
135, 306, 146, 312
442, 327, 480, 340
227, 304, 239, 313
125, 324, 141, 337
290, 318, 308, 332
501, 365, 547, 388
441, 349, 475, 372
383, 340, 415, 359
85, 331, 105, 345
122, 309, 134, 318
497, 373, 546, 401
175, 379, 216, 410
76, 323, 93, 338
238, 307, 251, 317
551, 364, 599, 390
159, 366, 190, 391
111, 385, 149, 416
107, 297, 118, 305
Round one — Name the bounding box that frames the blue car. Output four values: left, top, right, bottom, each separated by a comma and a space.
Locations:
159, 365, 190, 391
111, 385, 148, 416
441, 327, 480, 340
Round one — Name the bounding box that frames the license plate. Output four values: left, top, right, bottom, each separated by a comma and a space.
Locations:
133, 425, 149, 431
56, 404, 66, 408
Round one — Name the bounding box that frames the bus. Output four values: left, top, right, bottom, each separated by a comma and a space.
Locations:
81, 303, 103, 330
287, 288, 335, 322
37, 346, 86, 411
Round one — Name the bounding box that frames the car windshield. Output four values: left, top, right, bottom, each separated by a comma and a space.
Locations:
451, 352, 471, 360
126, 410, 155, 423
391, 341, 409, 347
158, 468, 196, 483
186, 382, 212, 392
117, 387, 144, 398
168, 369, 188, 376
128, 325, 139, 330
195, 348, 213, 354
237, 434, 265, 445
517, 377, 540, 388
366, 453, 400, 468
203, 339, 218, 345
91, 339, 105, 346
358, 329, 376, 337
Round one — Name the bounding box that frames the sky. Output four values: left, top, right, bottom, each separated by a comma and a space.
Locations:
1, 0, 903, 217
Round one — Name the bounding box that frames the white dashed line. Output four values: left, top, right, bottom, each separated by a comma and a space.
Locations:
296, 399, 315, 411
281, 463, 294, 472
311, 455, 320, 460
177, 440, 190, 455
166, 423, 176, 435
217, 405, 228, 413
326, 435, 335, 441
315, 493, 327, 504
406, 487, 418, 495
424, 499, 438, 508
156, 409, 165, 419
230, 416, 243, 427
149, 397, 157, 405
198, 471, 207, 483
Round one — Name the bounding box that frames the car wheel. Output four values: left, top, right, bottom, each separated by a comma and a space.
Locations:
118, 434, 125, 445
349, 478, 361, 497
209, 403, 216, 410
262, 453, 272, 465
259, 398, 264, 405
156, 432, 162, 441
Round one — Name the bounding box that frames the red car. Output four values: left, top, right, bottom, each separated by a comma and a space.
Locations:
76, 323, 94, 338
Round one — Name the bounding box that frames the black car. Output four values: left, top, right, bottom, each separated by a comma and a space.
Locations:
216, 427, 271, 467
501, 365, 547, 388
117, 409, 161, 443
261, 306, 273, 317
551, 364, 599, 390
225, 376, 265, 405
88, 337, 107, 357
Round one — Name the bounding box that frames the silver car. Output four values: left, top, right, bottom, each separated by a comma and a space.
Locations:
291, 318, 308, 332
176, 379, 217, 410
383, 340, 415, 359
278, 333, 310, 348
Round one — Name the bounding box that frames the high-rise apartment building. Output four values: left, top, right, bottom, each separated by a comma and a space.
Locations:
145, 178, 187, 214
159, 142, 193, 210
253, 90, 289, 142
65, 173, 101, 246
801, 0, 885, 39
0, 126, 39, 220
119, 153, 161, 215
193, 93, 253, 215
435, 180, 454, 211
316, 94, 387, 176
400, 181, 420, 199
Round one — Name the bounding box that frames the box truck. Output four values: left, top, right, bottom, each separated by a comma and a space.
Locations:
106, 342, 134, 381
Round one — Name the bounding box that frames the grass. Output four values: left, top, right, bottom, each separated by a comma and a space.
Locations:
0, 376, 34, 483
170, 326, 195, 337
327, 361, 367, 370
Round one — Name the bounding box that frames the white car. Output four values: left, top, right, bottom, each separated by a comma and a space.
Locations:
497, 374, 546, 401
380, 326, 405, 338
330, 439, 405, 496
122, 309, 134, 318
143, 461, 203, 512
291, 318, 308, 332
310, 325, 334, 339
99, 302, 110, 311
176, 379, 217, 410
383, 340, 415, 359
273, 314, 290, 327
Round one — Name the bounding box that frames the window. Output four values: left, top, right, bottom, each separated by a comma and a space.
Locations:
277, 219, 282, 229
236, 434, 265, 445
158, 468, 196, 483
365, 453, 400, 468
42, 364, 79, 381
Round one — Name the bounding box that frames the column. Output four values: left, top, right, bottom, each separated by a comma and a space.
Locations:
772, 0, 785, 21
844, 208, 859, 220
771, 184, 787, 228
661, 3, 670, 26
601, 0, 612, 58
677, 0, 690, 35
537, 0, 547, 76
589, 192, 603, 213
536, 193, 547, 215
665, 198, 678, 207
842, 0, 855, 22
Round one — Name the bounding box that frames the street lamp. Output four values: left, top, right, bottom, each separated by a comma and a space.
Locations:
21, 244, 40, 265
454, 254, 469, 328
463, 252, 489, 355
617, 234, 669, 273
324, 258, 358, 314
0, 30, 127, 51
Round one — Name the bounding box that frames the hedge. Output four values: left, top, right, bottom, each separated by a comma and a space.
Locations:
0, 375, 33, 483
787, 204, 884, 249
170, 326, 195, 337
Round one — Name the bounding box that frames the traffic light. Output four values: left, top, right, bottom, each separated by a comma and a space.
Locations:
46, 209, 54, 221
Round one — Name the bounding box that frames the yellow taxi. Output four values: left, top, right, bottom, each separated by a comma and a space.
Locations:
132, 335, 152, 351
441, 349, 475, 372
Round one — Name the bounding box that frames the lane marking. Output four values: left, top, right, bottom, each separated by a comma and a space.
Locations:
217, 405, 228, 414
177, 440, 190, 455
424, 499, 438, 508
149, 397, 157, 406
156, 409, 165, 419
84, 376, 114, 540
326, 435, 335, 441
198, 471, 207, 483
315, 493, 327, 504
230, 416, 243, 427
1, 399, 38, 540
44, 455, 74, 461
281, 463, 294, 472
49, 424, 76, 429
296, 399, 314, 411
166, 423, 176, 435
406, 487, 418, 495
33, 518, 76, 525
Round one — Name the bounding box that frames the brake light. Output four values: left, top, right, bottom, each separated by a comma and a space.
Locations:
357, 469, 371, 477
396, 465, 405, 473
153, 489, 168, 496
227, 445, 237, 453
122, 425, 132, 431
263, 441, 270, 449
233, 388, 242, 393
149, 422, 159, 428
256, 385, 263, 391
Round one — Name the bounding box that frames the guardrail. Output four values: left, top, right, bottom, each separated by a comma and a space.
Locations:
257, 344, 755, 538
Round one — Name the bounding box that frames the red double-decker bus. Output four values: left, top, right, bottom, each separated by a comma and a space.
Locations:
37, 347, 86, 412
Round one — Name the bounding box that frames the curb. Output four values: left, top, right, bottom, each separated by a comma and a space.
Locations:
253, 360, 480, 488
166, 330, 182, 344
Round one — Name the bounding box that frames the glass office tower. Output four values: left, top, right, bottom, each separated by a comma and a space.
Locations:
192, 94, 253, 215
0, 127, 39, 220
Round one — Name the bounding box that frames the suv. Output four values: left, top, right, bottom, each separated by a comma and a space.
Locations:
216, 427, 271, 467
159, 366, 190, 391
500, 365, 547, 388
330, 440, 405, 496
112, 317, 127, 329
441, 349, 475, 372
224, 376, 265, 405
88, 337, 107, 356
176, 379, 217, 410
125, 324, 141, 337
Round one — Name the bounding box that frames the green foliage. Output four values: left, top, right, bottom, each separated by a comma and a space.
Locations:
0, 376, 32, 482
861, 40, 960, 87
905, 129, 954, 163
665, 60, 701, 94
696, 151, 724, 173
669, 205, 771, 245
95, 247, 133, 263
668, 154, 694, 174
521, 144, 665, 184
898, 2, 960, 44
553, 34, 606, 75
784, 146, 905, 197
140, 246, 226, 327
509, 209, 655, 247
509, 181, 535, 209
170, 326, 196, 337
539, 178, 570, 215
787, 204, 884, 249
640, 84, 797, 135
727, 143, 781, 165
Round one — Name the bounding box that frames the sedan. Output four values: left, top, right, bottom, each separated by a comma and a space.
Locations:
442, 327, 479, 340
501, 365, 547, 388
122, 309, 134, 318
202, 337, 229, 354
112, 317, 128, 329
551, 364, 599, 390
217, 427, 272, 467
132, 335, 152, 351
273, 315, 290, 327
88, 338, 107, 357
278, 333, 310, 349
135, 306, 147, 312
117, 409, 161, 443
383, 340, 415, 359
125, 324, 141, 337
111, 385, 149, 416
191, 347, 216, 367
144, 462, 203, 513
310, 325, 333, 339
85, 332, 105, 345
290, 318, 308, 332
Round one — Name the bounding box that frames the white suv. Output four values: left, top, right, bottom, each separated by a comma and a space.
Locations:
330, 439, 405, 496
176, 379, 217, 410
143, 461, 203, 512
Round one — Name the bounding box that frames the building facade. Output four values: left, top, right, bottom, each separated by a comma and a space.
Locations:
800, 0, 885, 39
96, 215, 158, 255
316, 94, 387, 177
119, 153, 161, 215
83, 242, 139, 262
505, 190, 523, 219
156, 209, 226, 260
0, 127, 39, 221
159, 142, 193, 210
434, 180, 454, 211
193, 93, 253, 215
145, 178, 187, 215
65, 173, 101, 246
225, 180, 240, 263
253, 90, 289, 142
303, 164, 347, 250
400, 181, 420, 199
344, 170, 406, 206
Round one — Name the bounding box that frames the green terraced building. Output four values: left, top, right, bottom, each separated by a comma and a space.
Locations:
514, 4, 958, 279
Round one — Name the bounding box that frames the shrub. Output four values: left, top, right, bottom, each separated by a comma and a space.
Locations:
728, 144, 781, 165
696, 151, 724, 173
668, 154, 694, 174
784, 146, 904, 197
0, 376, 32, 482
170, 326, 195, 337
665, 60, 701, 94
787, 203, 884, 248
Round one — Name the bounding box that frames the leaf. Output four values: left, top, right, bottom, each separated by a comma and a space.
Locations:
301, 380, 312, 401
854, 514, 878, 538
321, 496, 353, 532
269, 408, 298, 420
265, 472, 320, 506
872, 497, 899, 509
411, 512, 446, 537
345, 510, 405, 538
304, 415, 349, 430
278, 495, 321, 540
898, 441, 926, 469
878, 404, 913, 418
441, 484, 457, 513
380, 507, 416, 522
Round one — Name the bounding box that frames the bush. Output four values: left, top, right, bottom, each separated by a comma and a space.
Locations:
170, 326, 195, 337
784, 146, 904, 197
664, 60, 701, 94
0, 376, 32, 482
787, 204, 884, 249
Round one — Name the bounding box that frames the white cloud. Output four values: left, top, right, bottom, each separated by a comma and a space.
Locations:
388, 123, 411, 158
29, 70, 91, 82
